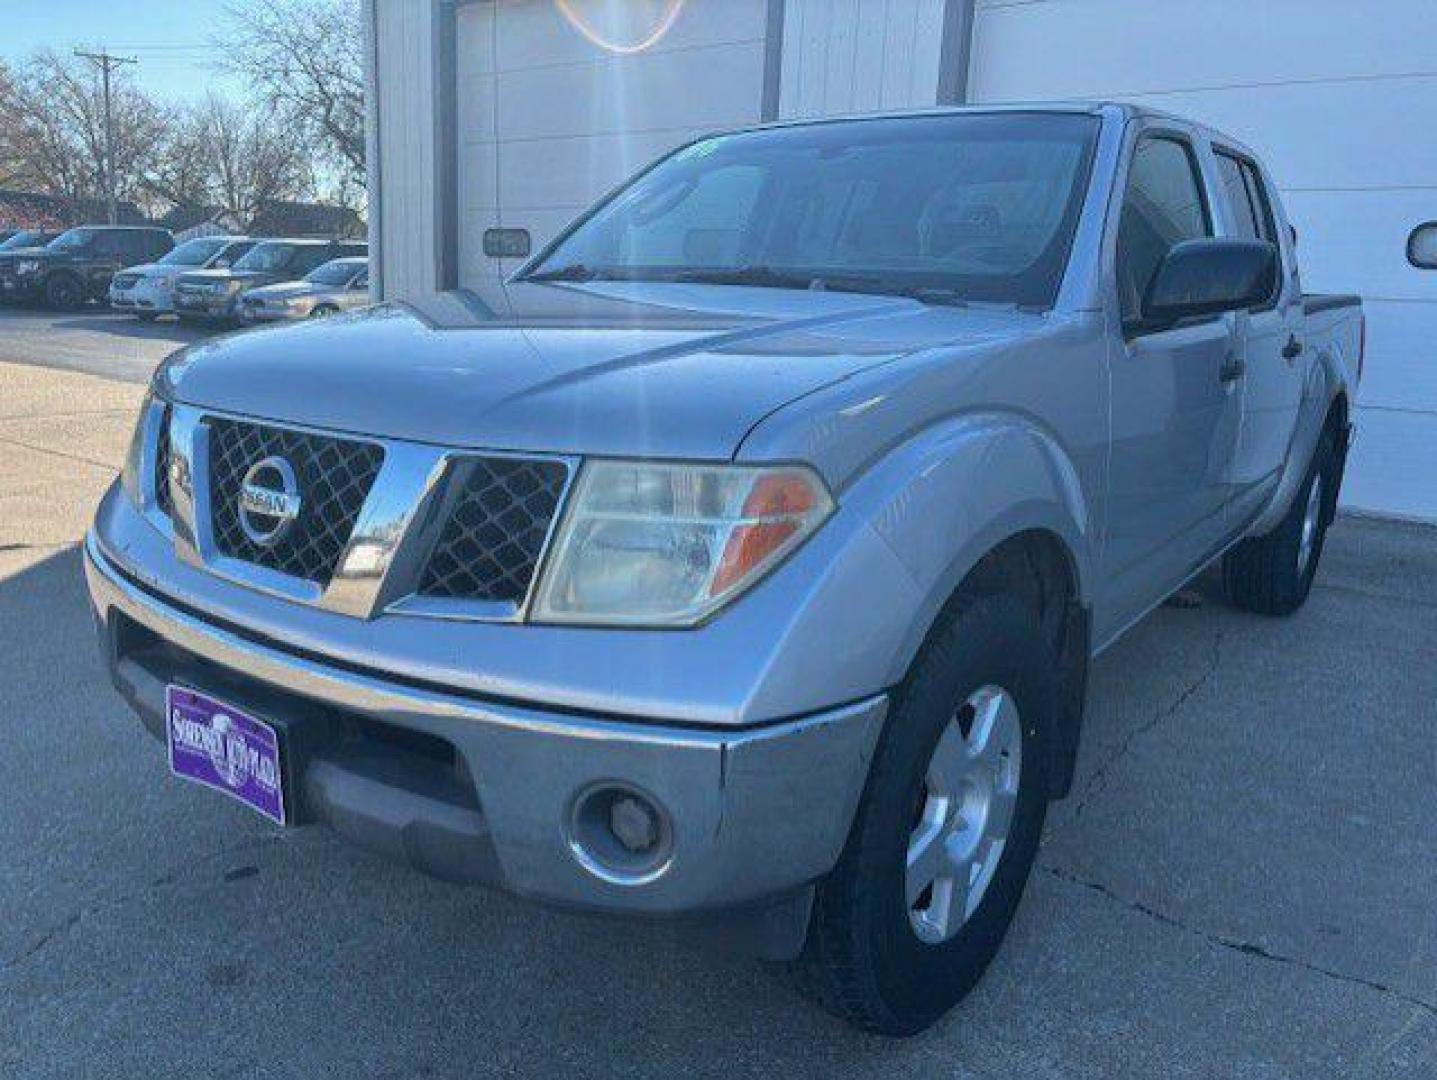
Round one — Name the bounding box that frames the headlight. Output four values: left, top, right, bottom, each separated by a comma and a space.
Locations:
531, 461, 834, 627
120, 391, 156, 507
15, 259, 40, 275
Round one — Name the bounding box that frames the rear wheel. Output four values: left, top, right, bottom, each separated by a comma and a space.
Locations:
1222, 425, 1337, 616
795, 592, 1054, 1036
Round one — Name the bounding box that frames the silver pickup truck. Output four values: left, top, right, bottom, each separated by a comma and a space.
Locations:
86, 104, 1362, 1035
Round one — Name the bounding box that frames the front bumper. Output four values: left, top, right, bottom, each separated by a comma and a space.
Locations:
83, 532, 885, 920
174, 292, 239, 319
239, 302, 306, 324
110, 278, 176, 314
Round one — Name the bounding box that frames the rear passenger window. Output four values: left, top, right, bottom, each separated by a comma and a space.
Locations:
1216, 150, 1278, 245
1117, 136, 1212, 322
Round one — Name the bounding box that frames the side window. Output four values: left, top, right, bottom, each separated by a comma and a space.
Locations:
352, 270, 369, 290
92, 232, 122, 257
1116, 135, 1212, 321
1239, 160, 1278, 244
1215, 152, 1261, 240
292, 248, 327, 275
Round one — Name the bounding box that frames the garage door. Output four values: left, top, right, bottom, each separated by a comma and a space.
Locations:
453, 0, 771, 300
969, 0, 1437, 521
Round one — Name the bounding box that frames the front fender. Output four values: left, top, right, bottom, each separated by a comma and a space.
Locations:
860, 412, 1096, 685
743, 410, 1096, 722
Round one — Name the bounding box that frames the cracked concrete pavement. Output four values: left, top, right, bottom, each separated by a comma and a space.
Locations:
1, 344, 1435, 1078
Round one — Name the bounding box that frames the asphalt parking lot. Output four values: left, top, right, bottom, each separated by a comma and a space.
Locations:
1, 313, 1435, 1078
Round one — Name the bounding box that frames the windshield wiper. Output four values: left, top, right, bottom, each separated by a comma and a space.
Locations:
666, 266, 822, 290
524, 263, 605, 283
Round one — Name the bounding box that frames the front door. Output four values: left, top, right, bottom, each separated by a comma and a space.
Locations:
1102, 132, 1243, 635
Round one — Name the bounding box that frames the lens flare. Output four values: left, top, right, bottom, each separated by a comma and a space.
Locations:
553, 0, 687, 55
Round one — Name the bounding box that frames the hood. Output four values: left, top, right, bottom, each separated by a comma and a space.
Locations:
159, 281, 1043, 459
244, 281, 322, 301
122, 262, 187, 279
0, 246, 60, 262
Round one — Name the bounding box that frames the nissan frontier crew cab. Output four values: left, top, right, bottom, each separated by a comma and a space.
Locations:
86, 105, 1362, 1035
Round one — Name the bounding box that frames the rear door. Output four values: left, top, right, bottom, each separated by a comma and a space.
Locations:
1211, 147, 1305, 520
1104, 128, 1244, 620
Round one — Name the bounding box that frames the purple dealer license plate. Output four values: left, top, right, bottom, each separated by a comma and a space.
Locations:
166, 686, 287, 825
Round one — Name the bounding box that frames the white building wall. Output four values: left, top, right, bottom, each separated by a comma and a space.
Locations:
370, 0, 441, 301
778, 0, 948, 117
968, 0, 1437, 521
455, 0, 771, 295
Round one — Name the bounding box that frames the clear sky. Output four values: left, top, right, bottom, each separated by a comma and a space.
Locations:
1, 0, 241, 102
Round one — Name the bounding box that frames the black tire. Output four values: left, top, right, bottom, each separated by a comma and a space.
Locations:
44, 273, 84, 311
795, 592, 1056, 1036
135, 312, 158, 323
1222, 425, 1337, 616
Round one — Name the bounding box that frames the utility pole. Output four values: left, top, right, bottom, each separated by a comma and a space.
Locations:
74, 48, 137, 225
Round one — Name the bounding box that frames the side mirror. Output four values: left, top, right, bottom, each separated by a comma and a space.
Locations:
1408, 221, 1437, 269
1143, 238, 1277, 325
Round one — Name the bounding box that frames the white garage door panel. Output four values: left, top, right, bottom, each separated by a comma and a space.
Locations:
1283, 190, 1436, 302
1345, 409, 1437, 522
496, 129, 696, 213
1354, 302, 1437, 416
780, 0, 946, 117
971, 0, 1437, 101
496, 42, 764, 142
458, 73, 498, 145
494, 0, 767, 70
1106, 77, 1437, 192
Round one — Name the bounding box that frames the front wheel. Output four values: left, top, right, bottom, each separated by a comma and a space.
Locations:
1222, 426, 1337, 616
44, 274, 84, 311
795, 592, 1055, 1035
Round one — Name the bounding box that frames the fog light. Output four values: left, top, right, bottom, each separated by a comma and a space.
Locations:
610, 795, 660, 854
567, 783, 674, 886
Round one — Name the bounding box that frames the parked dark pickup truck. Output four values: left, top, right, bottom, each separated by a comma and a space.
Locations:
0, 226, 173, 309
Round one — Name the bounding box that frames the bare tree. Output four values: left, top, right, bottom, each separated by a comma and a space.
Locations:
3, 51, 165, 213
220, 0, 365, 191
199, 94, 313, 220
144, 105, 215, 211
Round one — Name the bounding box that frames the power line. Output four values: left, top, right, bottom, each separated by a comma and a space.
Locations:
74, 48, 138, 226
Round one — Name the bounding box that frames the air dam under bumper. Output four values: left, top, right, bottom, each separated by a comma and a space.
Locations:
84, 534, 886, 922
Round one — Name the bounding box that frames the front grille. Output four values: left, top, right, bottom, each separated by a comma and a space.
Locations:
207, 418, 384, 586
418, 457, 569, 603
154, 408, 173, 518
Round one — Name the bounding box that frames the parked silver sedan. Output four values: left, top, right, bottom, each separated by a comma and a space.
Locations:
237, 257, 370, 323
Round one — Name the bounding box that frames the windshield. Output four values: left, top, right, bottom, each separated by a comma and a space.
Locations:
0, 231, 47, 252
527, 113, 1099, 307
160, 237, 229, 267
304, 259, 361, 286
233, 242, 298, 273
46, 228, 97, 252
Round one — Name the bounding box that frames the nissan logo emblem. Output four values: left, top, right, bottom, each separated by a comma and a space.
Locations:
238, 456, 302, 546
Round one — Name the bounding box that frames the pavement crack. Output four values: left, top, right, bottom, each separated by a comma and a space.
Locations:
1070, 628, 1224, 821
0, 431, 116, 472
0, 835, 286, 974
1043, 864, 1437, 1020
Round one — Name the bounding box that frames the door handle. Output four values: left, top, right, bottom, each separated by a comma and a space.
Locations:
1282, 335, 1303, 360
1219, 353, 1246, 382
